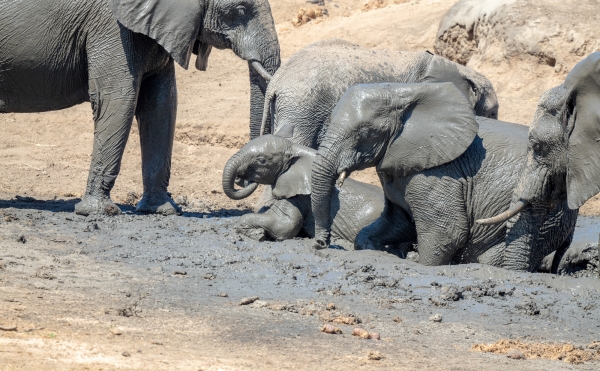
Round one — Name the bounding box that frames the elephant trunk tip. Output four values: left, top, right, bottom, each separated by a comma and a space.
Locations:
476, 200, 529, 225
313, 238, 328, 250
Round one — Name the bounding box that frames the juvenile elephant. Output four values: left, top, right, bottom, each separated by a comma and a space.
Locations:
311, 82, 535, 267
0, 0, 280, 215
222, 135, 416, 244
259, 39, 498, 148
478, 53, 600, 272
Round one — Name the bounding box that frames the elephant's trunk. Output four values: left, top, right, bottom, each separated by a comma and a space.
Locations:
311, 140, 341, 249
248, 43, 280, 140
222, 151, 259, 200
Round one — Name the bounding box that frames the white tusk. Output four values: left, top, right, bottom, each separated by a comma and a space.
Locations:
476, 200, 529, 225
251, 61, 272, 82
336, 171, 348, 188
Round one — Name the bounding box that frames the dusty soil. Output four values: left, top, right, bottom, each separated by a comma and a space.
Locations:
1, 0, 600, 369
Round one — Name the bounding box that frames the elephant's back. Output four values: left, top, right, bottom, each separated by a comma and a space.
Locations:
0, 0, 110, 112
330, 178, 386, 242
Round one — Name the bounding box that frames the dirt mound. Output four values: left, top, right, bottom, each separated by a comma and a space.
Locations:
291, 7, 328, 27
435, 0, 599, 71
473, 339, 600, 364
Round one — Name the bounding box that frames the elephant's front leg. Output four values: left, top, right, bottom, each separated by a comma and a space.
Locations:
237, 198, 304, 241
75, 79, 139, 216
355, 198, 417, 250
134, 63, 180, 215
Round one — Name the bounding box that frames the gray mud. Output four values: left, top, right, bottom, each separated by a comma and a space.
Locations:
1, 197, 599, 370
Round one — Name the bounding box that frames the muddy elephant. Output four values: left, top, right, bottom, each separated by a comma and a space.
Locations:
0, 0, 280, 216
478, 53, 600, 272
310, 82, 540, 267
259, 39, 498, 148
222, 135, 416, 245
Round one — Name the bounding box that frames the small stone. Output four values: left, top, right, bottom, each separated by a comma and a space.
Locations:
218, 292, 228, 297
506, 348, 526, 360
369, 332, 380, 340
367, 351, 384, 361
16, 235, 26, 244
430, 314, 443, 323
250, 300, 269, 308
122, 351, 130, 357
393, 316, 402, 323
239, 296, 259, 305
174, 270, 187, 275
352, 328, 371, 339
320, 324, 342, 334
110, 327, 124, 335
326, 303, 336, 310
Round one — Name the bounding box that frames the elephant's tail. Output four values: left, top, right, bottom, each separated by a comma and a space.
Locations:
259, 87, 276, 136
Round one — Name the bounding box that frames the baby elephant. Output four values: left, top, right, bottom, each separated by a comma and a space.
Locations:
222, 135, 416, 245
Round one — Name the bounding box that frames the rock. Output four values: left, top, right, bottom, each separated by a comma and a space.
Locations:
110, 327, 124, 335
352, 328, 371, 339
174, 195, 188, 206
239, 296, 259, 305
430, 314, 443, 323
250, 300, 269, 308
16, 234, 26, 243
331, 315, 361, 325
370, 332, 381, 340
0, 325, 17, 331
218, 292, 228, 297
367, 351, 384, 361
122, 351, 131, 357
440, 284, 463, 301
326, 302, 335, 310
320, 324, 342, 334
174, 270, 187, 276
506, 348, 526, 360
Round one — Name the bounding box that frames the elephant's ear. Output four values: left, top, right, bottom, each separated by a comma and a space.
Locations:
379, 82, 478, 177
109, 0, 202, 69
271, 154, 314, 199
422, 56, 476, 107
565, 52, 600, 209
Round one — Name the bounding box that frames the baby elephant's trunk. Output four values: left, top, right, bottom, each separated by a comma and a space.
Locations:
222, 151, 259, 200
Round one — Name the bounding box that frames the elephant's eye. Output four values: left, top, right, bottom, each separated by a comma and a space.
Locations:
257, 157, 266, 165
229, 5, 246, 19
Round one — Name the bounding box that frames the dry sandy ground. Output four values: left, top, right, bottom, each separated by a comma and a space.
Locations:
2, 0, 600, 370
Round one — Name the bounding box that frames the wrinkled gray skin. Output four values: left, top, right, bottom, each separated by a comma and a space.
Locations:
259, 39, 498, 148
0, 0, 280, 215
311, 82, 542, 267
481, 53, 600, 272
222, 135, 416, 245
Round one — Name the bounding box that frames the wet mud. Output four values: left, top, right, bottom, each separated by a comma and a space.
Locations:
1, 197, 599, 370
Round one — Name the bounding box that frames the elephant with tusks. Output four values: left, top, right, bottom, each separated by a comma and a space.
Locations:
0, 0, 280, 216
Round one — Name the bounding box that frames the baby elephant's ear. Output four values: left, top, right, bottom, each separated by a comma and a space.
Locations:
380, 82, 479, 177
565, 52, 600, 209
271, 155, 313, 199
109, 0, 202, 69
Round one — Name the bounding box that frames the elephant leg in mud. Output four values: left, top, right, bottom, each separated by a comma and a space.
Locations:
135, 63, 181, 215
238, 197, 308, 241
355, 197, 417, 251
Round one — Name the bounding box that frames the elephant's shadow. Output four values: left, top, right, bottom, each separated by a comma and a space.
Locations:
0, 196, 251, 219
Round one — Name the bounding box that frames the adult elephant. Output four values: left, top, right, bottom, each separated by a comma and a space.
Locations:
477, 53, 600, 272
310, 82, 540, 267
259, 39, 498, 148
221, 135, 416, 246
0, 0, 280, 215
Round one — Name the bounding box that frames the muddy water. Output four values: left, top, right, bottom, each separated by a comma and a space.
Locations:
573, 216, 600, 248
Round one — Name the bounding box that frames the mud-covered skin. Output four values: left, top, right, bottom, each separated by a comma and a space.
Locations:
1, 200, 599, 369
0, 0, 280, 216
222, 135, 416, 244
311, 83, 535, 268
484, 53, 600, 272
260, 39, 498, 148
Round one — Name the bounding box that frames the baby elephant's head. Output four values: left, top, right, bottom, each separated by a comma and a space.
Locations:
222, 135, 294, 199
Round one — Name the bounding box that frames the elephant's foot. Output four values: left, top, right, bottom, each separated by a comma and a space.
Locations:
136, 194, 182, 216
75, 195, 121, 216
236, 224, 267, 242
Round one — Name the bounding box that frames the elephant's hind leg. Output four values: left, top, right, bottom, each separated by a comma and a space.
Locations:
237, 198, 304, 241
134, 62, 181, 215
75, 77, 138, 216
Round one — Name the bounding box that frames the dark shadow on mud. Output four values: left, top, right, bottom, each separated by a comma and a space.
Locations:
182, 209, 253, 219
